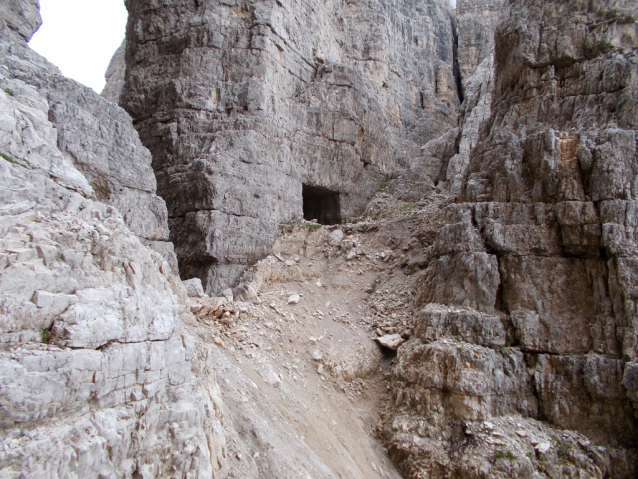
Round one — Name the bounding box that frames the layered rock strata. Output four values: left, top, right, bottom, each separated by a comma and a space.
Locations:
388, 53, 494, 201
385, 0, 638, 477
456, 0, 502, 83
122, 0, 460, 294
0, 7, 225, 477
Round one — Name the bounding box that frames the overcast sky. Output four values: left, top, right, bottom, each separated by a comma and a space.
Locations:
29, 0, 127, 94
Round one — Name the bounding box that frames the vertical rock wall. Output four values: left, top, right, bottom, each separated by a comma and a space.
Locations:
122, 0, 460, 294
385, 0, 638, 477
101, 40, 126, 105
456, 0, 502, 83
0, 5, 225, 477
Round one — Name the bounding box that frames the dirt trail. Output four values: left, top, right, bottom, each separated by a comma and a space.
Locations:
186, 191, 452, 478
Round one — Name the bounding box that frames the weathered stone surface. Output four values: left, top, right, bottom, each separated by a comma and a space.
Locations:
376, 333, 405, 350
415, 303, 507, 349
384, 0, 638, 476
0, 0, 40, 41
122, 0, 460, 294
184, 277, 207, 298
389, 54, 495, 202
443, 55, 494, 195
101, 39, 125, 104
0, 19, 176, 269
0, 5, 226, 477
456, 0, 502, 82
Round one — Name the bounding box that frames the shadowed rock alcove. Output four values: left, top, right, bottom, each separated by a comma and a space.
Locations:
302, 184, 342, 225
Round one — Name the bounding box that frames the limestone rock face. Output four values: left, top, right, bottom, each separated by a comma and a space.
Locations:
101, 40, 126, 104
388, 54, 494, 201
456, 0, 502, 83
122, 0, 460, 294
0, 0, 40, 41
0, 6, 225, 477
384, 0, 638, 476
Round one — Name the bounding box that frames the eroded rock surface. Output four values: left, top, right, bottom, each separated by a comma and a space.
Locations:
0, 7, 225, 477
122, 0, 461, 294
101, 40, 125, 105
456, 0, 502, 83
383, 0, 638, 477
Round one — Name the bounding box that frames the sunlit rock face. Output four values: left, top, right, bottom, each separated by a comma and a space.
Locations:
384, 0, 638, 477
0, 4, 225, 477
122, 0, 461, 294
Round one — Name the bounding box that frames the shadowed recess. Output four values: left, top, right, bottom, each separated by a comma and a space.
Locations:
302, 184, 341, 225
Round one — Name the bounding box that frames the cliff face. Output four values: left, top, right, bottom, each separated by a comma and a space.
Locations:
384, 0, 638, 477
0, 6, 225, 477
456, 0, 502, 83
4, 0, 638, 477
122, 0, 460, 294
101, 40, 126, 105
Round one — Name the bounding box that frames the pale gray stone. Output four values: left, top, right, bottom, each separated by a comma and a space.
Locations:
375, 334, 405, 351
456, 0, 502, 82
183, 277, 207, 298
122, 0, 461, 294
384, 0, 638, 476
0, 0, 40, 41
0, 9, 226, 477
101, 40, 125, 104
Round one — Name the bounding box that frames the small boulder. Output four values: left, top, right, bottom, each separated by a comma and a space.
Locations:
375, 334, 405, 350
535, 442, 551, 454
184, 278, 206, 298
288, 294, 300, 305
327, 229, 344, 245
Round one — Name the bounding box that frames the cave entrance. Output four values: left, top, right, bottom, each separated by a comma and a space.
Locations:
302, 184, 341, 225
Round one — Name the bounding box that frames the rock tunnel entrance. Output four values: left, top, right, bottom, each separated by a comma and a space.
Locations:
302, 184, 342, 225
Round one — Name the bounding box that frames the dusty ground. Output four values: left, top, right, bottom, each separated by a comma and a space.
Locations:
184, 190, 453, 478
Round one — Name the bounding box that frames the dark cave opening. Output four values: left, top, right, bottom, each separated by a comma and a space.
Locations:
302, 184, 342, 225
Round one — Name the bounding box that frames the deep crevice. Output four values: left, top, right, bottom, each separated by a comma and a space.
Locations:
450, 14, 465, 105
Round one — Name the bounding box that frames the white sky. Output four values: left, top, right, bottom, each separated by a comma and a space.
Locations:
29, 0, 127, 94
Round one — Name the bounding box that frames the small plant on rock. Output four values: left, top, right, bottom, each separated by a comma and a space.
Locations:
42, 327, 53, 344
377, 176, 391, 194
0, 152, 26, 168
494, 449, 516, 462
399, 203, 417, 212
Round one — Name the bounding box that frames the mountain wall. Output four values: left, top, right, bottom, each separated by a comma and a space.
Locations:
456, 0, 502, 84
101, 40, 126, 105
122, 0, 460, 294
0, 6, 225, 477
384, 0, 638, 477
3, 0, 638, 477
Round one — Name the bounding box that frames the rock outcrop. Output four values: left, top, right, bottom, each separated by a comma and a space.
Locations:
122, 0, 461, 294
384, 0, 638, 477
101, 40, 126, 105
456, 0, 502, 83
388, 53, 494, 201
4, 0, 638, 477
0, 6, 225, 477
